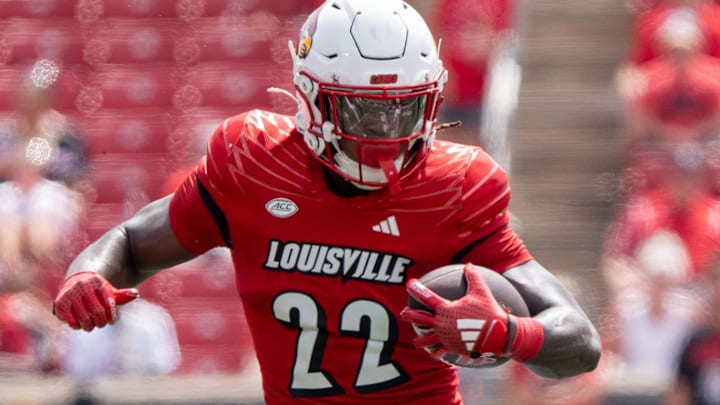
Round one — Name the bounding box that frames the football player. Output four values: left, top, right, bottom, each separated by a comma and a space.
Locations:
52, 1, 601, 403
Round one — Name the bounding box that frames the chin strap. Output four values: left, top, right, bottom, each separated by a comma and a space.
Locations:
376, 156, 402, 194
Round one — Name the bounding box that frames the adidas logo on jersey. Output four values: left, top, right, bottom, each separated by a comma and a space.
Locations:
372, 215, 400, 236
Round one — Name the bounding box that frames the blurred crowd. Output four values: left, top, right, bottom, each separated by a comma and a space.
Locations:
605, 0, 720, 403
4, 0, 720, 404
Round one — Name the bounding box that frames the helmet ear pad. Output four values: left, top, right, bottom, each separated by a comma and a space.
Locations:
302, 131, 325, 156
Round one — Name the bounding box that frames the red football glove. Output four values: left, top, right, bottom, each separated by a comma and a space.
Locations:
53, 271, 139, 332
400, 263, 543, 363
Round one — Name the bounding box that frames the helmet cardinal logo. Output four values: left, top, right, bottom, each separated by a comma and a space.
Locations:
297, 9, 320, 59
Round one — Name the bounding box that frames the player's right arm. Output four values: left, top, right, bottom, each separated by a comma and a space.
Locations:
54, 118, 240, 332
54, 128, 238, 331
65, 195, 196, 288
53, 196, 197, 331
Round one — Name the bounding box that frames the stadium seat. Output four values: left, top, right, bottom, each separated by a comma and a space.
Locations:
0, 0, 78, 18
79, 108, 174, 154
100, 0, 316, 20
179, 15, 279, 64
86, 65, 177, 109
2, 18, 85, 65
176, 343, 252, 374
169, 264, 238, 298
179, 62, 279, 109
100, 0, 228, 19
88, 152, 171, 203
81, 18, 181, 65
164, 295, 255, 374
166, 297, 246, 345
83, 202, 126, 239
0, 68, 26, 111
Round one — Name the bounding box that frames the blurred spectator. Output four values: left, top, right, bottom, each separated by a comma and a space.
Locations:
617, 6, 720, 143
431, 0, 520, 162
60, 299, 180, 379
0, 290, 61, 372
624, 0, 720, 65
667, 263, 720, 405
0, 69, 84, 372
603, 142, 720, 286
604, 230, 700, 387
0, 59, 87, 190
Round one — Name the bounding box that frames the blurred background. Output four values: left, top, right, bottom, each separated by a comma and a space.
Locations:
3, 0, 720, 404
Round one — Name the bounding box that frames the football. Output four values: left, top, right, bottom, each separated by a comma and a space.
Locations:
407, 264, 530, 368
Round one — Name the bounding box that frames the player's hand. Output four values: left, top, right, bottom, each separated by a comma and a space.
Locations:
400, 264, 511, 361
53, 271, 139, 332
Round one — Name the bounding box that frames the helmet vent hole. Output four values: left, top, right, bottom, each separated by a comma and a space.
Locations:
331, 2, 340, 9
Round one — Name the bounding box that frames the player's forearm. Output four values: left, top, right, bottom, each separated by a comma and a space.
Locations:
66, 226, 145, 288
522, 306, 601, 379
66, 196, 196, 288
503, 261, 601, 378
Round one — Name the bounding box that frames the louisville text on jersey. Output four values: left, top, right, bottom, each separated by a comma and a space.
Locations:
263, 239, 413, 285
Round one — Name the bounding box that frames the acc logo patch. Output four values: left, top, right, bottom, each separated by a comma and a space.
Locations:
297, 9, 319, 58
265, 197, 299, 218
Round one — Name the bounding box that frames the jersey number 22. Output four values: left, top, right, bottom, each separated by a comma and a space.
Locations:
273, 291, 411, 397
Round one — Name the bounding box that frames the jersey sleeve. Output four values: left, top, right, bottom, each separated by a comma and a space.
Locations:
458, 213, 532, 272
168, 121, 235, 254
455, 151, 532, 272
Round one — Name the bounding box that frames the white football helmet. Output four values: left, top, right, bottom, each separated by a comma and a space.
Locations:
290, 0, 447, 191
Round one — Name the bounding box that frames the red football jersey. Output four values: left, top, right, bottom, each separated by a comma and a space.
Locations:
169, 110, 532, 404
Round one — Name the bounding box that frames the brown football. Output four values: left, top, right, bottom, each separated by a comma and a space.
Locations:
407, 264, 530, 368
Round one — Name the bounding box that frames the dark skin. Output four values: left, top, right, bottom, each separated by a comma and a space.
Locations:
64, 170, 601, 379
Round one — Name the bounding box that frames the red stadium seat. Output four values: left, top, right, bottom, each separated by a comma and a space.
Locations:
179, 15, 280, 64
0, 68, 25, 111
88, 152, 171, 203
0, 0, 78, 18
99, 0, 228, 19
175, 106, 240, 137
176, 343, 251, 374
83, 202, 126, 239
2, 18, 85, 65
179, 62, 279, 109
166, 263, 238, 298
81, 18, 181, 65
79, 108, 175, 154
163, 294, 255, 374
99, 0, 315, 20
86, 65, 177, 109
166, 297, 246, 346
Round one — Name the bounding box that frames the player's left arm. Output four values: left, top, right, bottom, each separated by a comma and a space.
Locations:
406, 156, 600, 377
502, 260, 601, 379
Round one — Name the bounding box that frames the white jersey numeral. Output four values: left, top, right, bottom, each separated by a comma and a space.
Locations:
272, 292, 410, 397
